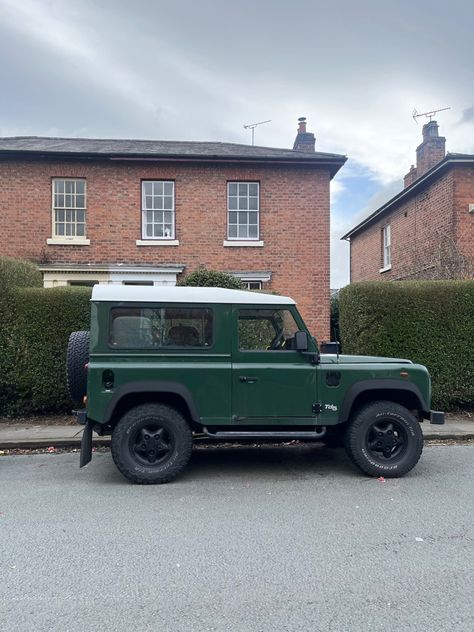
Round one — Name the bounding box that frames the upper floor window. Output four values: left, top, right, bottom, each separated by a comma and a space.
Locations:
382, 224, 391, 269
142, 181, 175, 239
52, 179, 86, 238
227, 182, 259, 240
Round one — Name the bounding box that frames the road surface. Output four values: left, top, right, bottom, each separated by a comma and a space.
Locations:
1, 443, 473, 631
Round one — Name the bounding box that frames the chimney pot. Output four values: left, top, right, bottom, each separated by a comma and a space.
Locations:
423, 120, 439, 140
293, 116, 315, 152
297, 117, 307, 133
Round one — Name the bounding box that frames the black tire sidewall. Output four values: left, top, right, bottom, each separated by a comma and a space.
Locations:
346, 402, 423, 477
111, 404, 193, 484
66, 331, 90, 406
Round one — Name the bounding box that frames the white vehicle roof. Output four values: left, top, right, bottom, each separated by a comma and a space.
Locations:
91, 285, 295, 305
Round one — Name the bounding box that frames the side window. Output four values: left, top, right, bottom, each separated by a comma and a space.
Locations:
382, 224, 391, 268
110, 307, 213, 348
238, 309, 299, 351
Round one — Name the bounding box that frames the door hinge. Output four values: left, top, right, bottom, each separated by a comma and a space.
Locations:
312, 403, 321, 414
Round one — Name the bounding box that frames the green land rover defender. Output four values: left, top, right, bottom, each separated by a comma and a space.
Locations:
67, 285, 444, 484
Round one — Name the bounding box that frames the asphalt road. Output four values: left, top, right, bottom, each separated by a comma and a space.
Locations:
1, 444, 473, 632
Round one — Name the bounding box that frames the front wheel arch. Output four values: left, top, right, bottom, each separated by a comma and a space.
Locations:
341, 384, 426, 423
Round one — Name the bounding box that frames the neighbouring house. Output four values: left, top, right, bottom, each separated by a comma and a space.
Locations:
0, 118, 346, 339
343, 121, 474, 281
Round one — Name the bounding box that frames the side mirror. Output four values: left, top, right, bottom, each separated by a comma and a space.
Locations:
295, 331, 308, 352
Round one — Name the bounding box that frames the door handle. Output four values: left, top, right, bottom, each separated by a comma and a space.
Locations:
239, 376, 258, 383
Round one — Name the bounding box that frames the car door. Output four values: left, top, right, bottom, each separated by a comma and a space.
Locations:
231, 305, 318, 425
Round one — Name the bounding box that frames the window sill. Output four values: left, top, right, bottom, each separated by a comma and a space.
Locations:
379, 264, 392, 273
47, 238, 90, 246
136, 239, 180, 246
223, 240, 264, 247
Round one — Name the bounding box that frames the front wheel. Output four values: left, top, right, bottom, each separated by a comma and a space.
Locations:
345, 401, 423, 478
111, 403, 193, 484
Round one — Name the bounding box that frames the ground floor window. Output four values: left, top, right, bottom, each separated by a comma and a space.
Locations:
242, 280, 262, 290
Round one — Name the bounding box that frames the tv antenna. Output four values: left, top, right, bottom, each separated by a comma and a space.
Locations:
243, 119, 271, 145
412, 106, 450, 124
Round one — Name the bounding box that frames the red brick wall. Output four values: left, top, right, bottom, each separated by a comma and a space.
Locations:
416, 137, 446, 178
350, 170, 455, 281
453, 164, 474, 263
0, 158, 331, 339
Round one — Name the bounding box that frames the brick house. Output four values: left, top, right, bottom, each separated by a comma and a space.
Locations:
0, 118, 346, 339
343, 121, 474, 282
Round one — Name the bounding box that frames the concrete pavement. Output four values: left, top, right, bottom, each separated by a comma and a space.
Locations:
0, 417, 472, 449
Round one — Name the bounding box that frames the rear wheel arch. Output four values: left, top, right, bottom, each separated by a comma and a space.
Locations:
105, 382, 200, 431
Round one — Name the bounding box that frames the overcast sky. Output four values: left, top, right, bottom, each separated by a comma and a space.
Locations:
1, 0, 473, 286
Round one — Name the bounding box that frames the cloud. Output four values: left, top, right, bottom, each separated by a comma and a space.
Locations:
1, 0, 473, 287
458, 105, 474, 125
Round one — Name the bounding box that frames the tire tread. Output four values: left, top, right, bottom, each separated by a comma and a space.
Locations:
345, 400, 423, 478
111, 403, 193, 484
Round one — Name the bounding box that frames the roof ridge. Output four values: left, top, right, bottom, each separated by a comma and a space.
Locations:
0, 135, 345, 158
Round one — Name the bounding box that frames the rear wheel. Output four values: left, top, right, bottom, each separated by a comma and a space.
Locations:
111, 403, 193, 484
345, 401, 423, 477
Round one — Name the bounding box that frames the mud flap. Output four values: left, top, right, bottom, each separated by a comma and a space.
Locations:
80, 421, 93, 468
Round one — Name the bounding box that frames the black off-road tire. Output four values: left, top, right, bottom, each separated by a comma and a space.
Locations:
345, 400, 423, 478
111, 403, 193, 484
66, 330, 90, 406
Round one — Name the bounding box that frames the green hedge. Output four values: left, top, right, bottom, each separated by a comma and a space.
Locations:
339, 281, 474, 411
0, 256, 42, 291
0, 286, 91, 416
178, 268, 244, 289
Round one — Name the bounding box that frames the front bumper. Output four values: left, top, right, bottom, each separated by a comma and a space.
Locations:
421, 410, 445, 425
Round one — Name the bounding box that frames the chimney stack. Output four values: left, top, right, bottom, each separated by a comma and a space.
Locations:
403, 120, 446, 187
293, 116, 315, 152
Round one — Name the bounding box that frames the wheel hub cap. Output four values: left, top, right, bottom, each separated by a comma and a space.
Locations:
366, 421, 406, 460
133, 426, 172, 464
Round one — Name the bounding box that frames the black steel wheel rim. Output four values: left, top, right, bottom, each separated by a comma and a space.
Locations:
365, 418, 408, 461
129, 422, 174, 466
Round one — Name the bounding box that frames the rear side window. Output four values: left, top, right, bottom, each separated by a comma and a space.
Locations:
110, 307, 213, 348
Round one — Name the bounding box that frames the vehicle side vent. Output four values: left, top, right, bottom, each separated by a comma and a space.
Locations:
326, 371, 341, 387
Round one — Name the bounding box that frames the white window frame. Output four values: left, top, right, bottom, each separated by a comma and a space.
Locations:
50, 178, 87, 242
381, 224, 391, 271
141, 180, 175, 240
242, 280, 262, 290
227, 182, 259, 241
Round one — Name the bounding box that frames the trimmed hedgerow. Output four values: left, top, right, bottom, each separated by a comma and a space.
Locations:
178, 268, 244, 289
0, 287, 91, 416
339, 281, 474, 411
0, 257, 42, 415
0, 256, 42, 291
